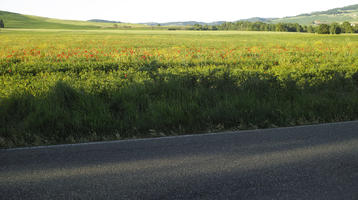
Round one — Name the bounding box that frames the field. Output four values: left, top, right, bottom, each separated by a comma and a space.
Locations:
1, 29, 358, 148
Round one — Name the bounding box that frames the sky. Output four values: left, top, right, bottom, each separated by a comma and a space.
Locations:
1, 0, 358, 23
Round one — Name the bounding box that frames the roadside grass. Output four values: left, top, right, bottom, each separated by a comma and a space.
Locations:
1, 70, 358, 148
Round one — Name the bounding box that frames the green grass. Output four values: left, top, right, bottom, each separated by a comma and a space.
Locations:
1, 29, 358, 148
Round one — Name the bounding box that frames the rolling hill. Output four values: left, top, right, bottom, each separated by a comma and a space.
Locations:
140, 21, 225, 26
1, 4, 358, 29
150, 4, 358, 26
133, 4, 358, 26
271, 4, 358, 25
0, 10, 146, 29
237, 17, 277, 23
88, 19, 122, 24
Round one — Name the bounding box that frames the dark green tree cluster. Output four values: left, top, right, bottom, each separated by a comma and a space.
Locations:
316, 21, 356, 34
342, 21, 354, 33
220, 21, 276, 31
0, 19, 4, 28
218, 21, 305, 32
317, 24, 330, 34
184, 24, 217, 31
185, 21, 307, 32
185, 21, 358, 34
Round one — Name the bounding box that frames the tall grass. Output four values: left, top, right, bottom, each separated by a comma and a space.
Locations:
1, 70, 358, 148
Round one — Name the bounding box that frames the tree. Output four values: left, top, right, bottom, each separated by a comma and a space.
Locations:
342, 21, 353, 33
317, 24, 330, 34
193, 24, 203, 30
302, 25, 308, 32
0, 19, 4, 28
295, 23, 303, 32
211, 26, 218, 31
329, 23, 341, 34
275, 23, 285, 32
307, 25, 314, 33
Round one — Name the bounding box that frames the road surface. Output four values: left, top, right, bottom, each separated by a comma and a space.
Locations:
1, 121, 358, 199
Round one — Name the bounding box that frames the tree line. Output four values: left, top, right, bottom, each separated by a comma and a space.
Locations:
181, 21, 357, 34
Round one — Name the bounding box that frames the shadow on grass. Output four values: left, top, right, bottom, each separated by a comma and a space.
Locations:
1, 71, 358, 148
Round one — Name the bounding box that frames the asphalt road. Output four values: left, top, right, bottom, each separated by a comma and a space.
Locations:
1, 121, 358, 200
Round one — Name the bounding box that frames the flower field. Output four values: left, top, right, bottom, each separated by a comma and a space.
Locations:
1, 30, 358, 148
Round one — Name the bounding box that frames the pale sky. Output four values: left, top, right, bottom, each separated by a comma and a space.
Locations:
1, 0, 358, 23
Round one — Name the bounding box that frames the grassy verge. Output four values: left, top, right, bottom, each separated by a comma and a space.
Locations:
1, 69, 358, 148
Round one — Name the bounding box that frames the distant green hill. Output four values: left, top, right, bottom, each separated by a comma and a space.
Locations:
303, 4, 358, 16
272, 4, 358, 25
141, 21, 225, 26
0, 10, 146, 29
88, 19, 122, 24
1, 4, 358, 29
237, 17, 277, 23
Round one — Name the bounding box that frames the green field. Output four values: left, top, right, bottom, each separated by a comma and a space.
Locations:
1, 29, 358, 148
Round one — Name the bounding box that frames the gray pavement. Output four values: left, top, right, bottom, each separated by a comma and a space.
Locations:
1, 121, 358, 199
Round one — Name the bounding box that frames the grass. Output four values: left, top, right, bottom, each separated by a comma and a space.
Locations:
1, 29, 358, 148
